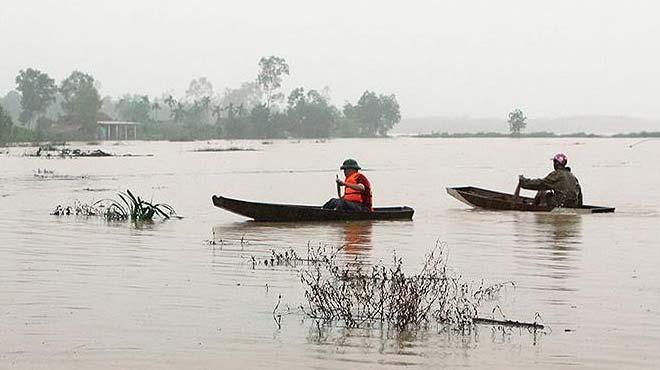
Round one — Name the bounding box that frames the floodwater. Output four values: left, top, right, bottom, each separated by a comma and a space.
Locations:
0, 138, 658, 369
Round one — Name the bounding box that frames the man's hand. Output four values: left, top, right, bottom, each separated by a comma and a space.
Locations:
336, 178, 345, 186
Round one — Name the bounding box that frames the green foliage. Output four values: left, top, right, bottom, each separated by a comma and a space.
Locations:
507, 108, 527, 136
60, 71, 102, 135
286, 88, 339, 138
116, 95, 151, 122
95, 189, 177, 222
15, 68, 57, 126
249, 104, 272, 138
221, 81, 263, 109
184, 96, 212, 126
0, 91, 22, 123
343, 91, 401, 136
4, 57, 404, 142
257, 56, 290, 108
185, 77, 214, 101
0, 106, 13, 144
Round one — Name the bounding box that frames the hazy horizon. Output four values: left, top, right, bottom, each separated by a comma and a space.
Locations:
2, 0, 660, 120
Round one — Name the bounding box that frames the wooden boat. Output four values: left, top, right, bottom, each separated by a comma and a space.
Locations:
446, 186, 615, 214
212, 195, 414, 222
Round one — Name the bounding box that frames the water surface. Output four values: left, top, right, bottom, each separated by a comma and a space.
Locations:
1, 138, 658, 369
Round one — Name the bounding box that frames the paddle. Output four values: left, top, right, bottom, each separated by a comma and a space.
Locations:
336, 174, 342, 198
514, 178, 521, 201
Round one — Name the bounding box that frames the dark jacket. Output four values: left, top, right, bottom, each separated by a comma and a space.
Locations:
520, 167, 583, 207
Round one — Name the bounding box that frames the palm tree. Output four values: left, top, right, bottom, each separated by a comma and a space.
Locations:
151, 101, 161, 122
212, 104, 222, 124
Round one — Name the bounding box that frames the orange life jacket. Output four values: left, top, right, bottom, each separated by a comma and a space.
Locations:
342, 172, 373, 210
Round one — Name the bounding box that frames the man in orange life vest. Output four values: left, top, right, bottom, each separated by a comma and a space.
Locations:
322, 159, 373, 212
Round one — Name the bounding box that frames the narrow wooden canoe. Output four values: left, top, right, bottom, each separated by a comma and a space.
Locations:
446, 186, 615, 214
212, 195, 414, 222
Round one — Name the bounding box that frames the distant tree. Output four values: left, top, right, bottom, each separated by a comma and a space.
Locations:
173, 102, 186, 123
100, 96, 118, 119
0, 91, 22, 123
0, 105, 13, 144
151, 101, 161, 121
257, 56, 290, 108
223, 103, 244, 138
507, 108, 527, 136
15, 68, 57, 128
116, 95, 151, 122
59, 71, 102, 134
286, 87, 339, 138
250, 104, 271, 138
185, 96, 212, 125
164, 95, 176, 112
343, 91, 401, 136
221, 81, 263, 109
185, 77, 214, 102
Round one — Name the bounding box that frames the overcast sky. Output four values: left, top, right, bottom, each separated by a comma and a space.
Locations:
2, 0, 659, 119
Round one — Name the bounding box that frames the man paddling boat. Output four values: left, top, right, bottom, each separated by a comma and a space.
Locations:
323, 159, 373, 212
518, 153, 583, 208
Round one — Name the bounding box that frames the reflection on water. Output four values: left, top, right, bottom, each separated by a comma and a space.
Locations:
513, 213, 583, 302
340, 222, 373, 258
212, 221, 371, 248
532, 213, 582, 245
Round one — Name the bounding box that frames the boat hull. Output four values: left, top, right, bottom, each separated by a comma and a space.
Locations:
212, 195, 414, 222
447, 186, 614, 214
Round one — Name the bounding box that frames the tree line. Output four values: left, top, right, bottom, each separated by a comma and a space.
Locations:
0, 56, 401, 143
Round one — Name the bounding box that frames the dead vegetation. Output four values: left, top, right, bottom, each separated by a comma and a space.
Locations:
235, 240, 543, 332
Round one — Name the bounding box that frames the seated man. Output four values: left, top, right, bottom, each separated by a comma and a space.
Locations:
323, 159, 373, 212
519, 153, 583, 208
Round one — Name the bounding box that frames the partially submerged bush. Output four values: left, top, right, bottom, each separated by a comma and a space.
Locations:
299, 244, 509, 331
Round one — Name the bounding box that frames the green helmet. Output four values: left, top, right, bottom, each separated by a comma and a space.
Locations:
340, 159, 361, 170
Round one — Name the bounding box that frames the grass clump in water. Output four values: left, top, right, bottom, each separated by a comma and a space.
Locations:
52, 189, 178, 222
95, 189, 177, 221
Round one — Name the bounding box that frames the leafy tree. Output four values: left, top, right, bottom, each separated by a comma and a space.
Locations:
223, 103, 245, 138
60, 71, 102, 134
343, 91, 401, 136
116, 95, 151, 122
221, 81, 263, 109
257, 56, 290, 108
173, 102, 186, 123
507, 108, 527, 136
185, 96, 212, 125
0, 91, 22, 123
15, 68, 57, 128
286, 87, 339, 138
185, 77, 214, 102
250, 104, 271, 138
0, 105, 13, 144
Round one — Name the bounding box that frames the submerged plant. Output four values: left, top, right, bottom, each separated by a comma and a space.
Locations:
52, 189, 178, 222
298, 244, 515, 331
95, 189, 177, 221
51, 201, 102, 216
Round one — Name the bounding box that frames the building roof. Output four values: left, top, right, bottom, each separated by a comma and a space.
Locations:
97, 121, 141, 126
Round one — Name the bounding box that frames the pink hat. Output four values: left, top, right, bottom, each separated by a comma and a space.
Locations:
552, 153, 568, 166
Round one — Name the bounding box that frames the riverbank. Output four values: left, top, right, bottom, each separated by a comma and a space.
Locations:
411, 131, 660, 138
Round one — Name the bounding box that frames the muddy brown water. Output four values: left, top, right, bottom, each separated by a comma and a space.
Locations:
1, 138, 658, 369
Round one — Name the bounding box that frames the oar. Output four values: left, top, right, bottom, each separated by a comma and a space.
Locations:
336, 175, 342, 198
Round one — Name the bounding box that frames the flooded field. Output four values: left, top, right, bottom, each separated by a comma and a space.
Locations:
1, 138, 659, 369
